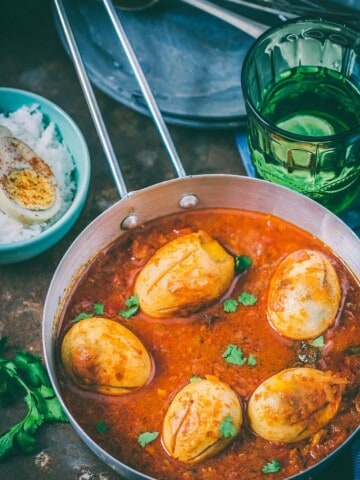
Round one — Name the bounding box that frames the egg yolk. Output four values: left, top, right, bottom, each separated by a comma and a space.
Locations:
4, 168, 56, 211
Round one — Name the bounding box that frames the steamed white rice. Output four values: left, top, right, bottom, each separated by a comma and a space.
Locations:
0, 104, 77, 245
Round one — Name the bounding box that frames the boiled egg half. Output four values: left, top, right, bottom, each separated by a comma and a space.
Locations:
0, 132, 61, 224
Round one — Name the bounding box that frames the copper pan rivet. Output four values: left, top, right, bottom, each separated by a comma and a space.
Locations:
120, 213, 140, 230
179, 194, 199, 209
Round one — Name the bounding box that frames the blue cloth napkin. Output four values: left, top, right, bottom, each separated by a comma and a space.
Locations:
353, 436, 360, 480
235, 131, 360, 480
235, 132, 360, 236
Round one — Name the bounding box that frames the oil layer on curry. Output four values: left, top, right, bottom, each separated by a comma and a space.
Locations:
56, 209, 360, 480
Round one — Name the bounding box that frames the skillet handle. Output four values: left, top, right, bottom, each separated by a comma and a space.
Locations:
54, 0, 186, 195
102, 0, 186, 178
53, 0, 129, 198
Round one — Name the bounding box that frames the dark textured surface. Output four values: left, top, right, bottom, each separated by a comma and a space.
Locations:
0, 1, 355, 479
54, 0, 256, 128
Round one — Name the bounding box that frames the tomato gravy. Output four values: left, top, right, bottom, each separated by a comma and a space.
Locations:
56, 209, 360, 480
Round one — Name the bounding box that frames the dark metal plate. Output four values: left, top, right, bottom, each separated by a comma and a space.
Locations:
55, 0, 360, 129
54, 0, 265, 128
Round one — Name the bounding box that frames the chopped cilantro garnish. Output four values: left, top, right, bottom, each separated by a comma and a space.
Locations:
262, 459, 282, 473
222, 344, 258, 367
73, 312, 93, 323
247, 354, 257, 366
238, 292, 257, 306
93, 303, 105, 315
138, 431, 159, 447
189, 376, 202, 383
224, 291, 257, 313
73, 303, 105, 322
309, 335, 325, 348
234, 255, 253, 275
223, 299, 238, 313
95, 420, 108, 433
222, 344, 247, 365
220, 416, 237, 438
119, 294, 140, 319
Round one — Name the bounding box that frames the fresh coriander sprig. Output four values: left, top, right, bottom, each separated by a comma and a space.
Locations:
138, 431, 159, 447
0, 338, 68, 460
95, 420, 108, 434
223, 299, 238, 313
308, 335, 325, 348
238, 292, 257, 306
222, 344, 247, 365
262, 459, 282, 474
119, 294, 140, 319
222, 344, 257, 367
72, 312, 93, 322
223, 292, 258, 313
93, 303, 105, 315
234, 255, 253, 275
219, 416, 237, 438
73, 302, 105, 322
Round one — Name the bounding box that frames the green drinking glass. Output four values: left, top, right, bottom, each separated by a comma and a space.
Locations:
241, 17, 360, 214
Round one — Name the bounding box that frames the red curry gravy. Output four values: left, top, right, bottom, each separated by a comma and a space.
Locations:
56, 209, 360, 480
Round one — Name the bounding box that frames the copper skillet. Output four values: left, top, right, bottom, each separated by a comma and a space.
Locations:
43, 1, 360, 479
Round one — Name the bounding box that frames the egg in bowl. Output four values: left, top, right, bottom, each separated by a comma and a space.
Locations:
0, 132, 61, 224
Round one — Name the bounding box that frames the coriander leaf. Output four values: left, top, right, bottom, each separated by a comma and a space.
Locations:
96, 421, 108, 433
0, 360, 26, 408
223, 299, 238, 313
120, 305, 138, 319
73, 303, 105, 322
14, 351, 49, 387
93, 303, 104, 315
0, 369, 20, 407
125, 294, 140, 308
32, 384, 67, 423
42, 393, 68, 423
247, 354, 257, 366
222, 344, 247, 365
220, 415, 237, 438
138, 431, 159, 447
119, 294, 140, 319
238, 292, 257, 306
73, 312, 93, 323
235, 255, 253, 275
262, 459, 282, 474
16, 428, 37, 454
0, 339, 68, 460
0, 430, 15, 458
309, 335, 325, 348
23, 388, 44, 432
0, 385, 44, 458
189, 376, 202, 383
